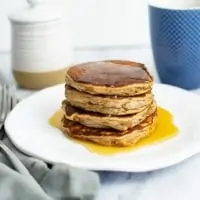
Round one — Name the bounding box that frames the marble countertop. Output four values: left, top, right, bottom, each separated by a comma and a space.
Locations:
1, 47, 200, 200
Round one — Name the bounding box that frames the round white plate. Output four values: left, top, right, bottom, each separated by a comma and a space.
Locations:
5, 83, 200, 172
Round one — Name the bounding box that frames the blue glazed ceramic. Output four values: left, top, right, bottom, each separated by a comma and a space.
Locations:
149, 2, 200, 89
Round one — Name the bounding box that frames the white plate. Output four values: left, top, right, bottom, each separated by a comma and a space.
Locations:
4, 83, 200, 172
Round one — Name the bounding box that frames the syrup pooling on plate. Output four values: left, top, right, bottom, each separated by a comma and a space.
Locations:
48, 107, 179, 155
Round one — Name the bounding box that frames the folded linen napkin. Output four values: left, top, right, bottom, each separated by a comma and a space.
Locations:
0, 133, 100, 200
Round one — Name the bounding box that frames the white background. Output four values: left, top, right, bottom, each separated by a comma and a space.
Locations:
0, 0, 150, 51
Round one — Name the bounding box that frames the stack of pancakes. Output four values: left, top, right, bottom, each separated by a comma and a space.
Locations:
61, 60, 158, 146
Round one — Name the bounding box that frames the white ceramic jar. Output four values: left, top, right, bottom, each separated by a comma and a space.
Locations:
9, 0, 74, 89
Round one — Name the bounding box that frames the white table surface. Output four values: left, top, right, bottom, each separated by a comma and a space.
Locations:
1, 47, 200, 200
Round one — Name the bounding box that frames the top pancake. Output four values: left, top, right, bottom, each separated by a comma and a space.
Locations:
65, 60, 153, 96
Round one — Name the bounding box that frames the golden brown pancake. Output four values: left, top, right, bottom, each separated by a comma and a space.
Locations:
65, 60, 153, 96
66, 87, 154, 115
61, 111, 158, 147
62, 100, 157, 131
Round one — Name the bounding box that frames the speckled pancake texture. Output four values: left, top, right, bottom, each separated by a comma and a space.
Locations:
61, 60, 158, 146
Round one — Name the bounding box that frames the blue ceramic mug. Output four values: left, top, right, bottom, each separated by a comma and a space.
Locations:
149, 0, 200, 90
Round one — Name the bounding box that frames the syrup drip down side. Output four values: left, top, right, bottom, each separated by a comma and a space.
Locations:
49, 107, 179, 156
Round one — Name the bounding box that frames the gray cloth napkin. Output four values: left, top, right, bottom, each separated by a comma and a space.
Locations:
0, 133, 100, 200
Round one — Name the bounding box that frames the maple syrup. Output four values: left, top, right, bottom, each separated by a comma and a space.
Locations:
49, 107, 178, 155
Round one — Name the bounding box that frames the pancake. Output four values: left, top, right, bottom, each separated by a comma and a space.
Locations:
66, 87, 154, 115
62, 100, 157, 131
61, 111, 158, 147
65, 60, 153, 96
